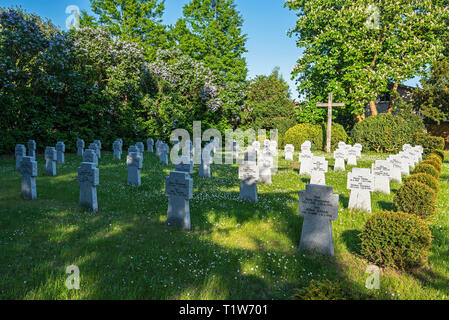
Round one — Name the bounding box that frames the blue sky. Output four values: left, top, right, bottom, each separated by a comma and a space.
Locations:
2, 0, 418, 99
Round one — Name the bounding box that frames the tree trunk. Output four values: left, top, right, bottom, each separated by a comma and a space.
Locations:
355, 113, 366, 122
369, 100, 378, 116
387, 82, 399, 114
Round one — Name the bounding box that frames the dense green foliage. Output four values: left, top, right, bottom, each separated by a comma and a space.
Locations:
293, 279, 374, 300
413, 131, 446, 155
81, 0, 169, 59
320, 122, 349, 151
360, 211, 432, 270
283, 123, 323, 151
405, 173, 440, 194
241, 68, 297, 131
285, 0, 449, 118
393, 180, 437, 219
352, 114, 423, 153
432, 149, 445, 161
171, 0, 247, 84
421, 159, 442, 174
413, 163, 440, 179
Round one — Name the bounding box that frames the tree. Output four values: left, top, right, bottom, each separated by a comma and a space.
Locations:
412, 48, 449, 124
285, 0, 449, 122
242, 68, 297, 132
172, 0, 248, 84
83, 0, 169, 59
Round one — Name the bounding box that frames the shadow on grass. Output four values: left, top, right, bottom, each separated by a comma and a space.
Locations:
341, 230, 362, 256
377, 200, 395, 211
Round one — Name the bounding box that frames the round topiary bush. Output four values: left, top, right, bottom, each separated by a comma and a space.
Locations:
426, 153, 443, 165
422, 159, 442, 174
283, 123, 323, 151
432, 149, 445, 161
414, 163, 440, 179
393, 180, 437, 219
360, 211, 432, 270
352, 114, 419, 153
405, 173, 440, 194
321, 122, 348, 151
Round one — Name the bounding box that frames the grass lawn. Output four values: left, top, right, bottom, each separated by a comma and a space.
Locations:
0, 149, 448, 300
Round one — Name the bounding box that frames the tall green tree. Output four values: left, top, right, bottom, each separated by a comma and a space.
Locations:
83, 0, 169, 59
172, 0, 248, 84
242, 67, 297, 131
286, 0, 449, 122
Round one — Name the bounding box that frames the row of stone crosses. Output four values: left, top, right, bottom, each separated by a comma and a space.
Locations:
14, 138, 423, 257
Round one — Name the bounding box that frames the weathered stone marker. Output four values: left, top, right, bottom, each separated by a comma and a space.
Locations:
44, 147, 57, 176
56, 141, 65, 164
83, 149, 98, 166
147, 138, 154, 152
309, 157, 328, 185
386, 156, 403, 184
78, 162, 99, 212
258, 151, 273, 184
28, 140, 36, 159
18, 156, 38, 200
347, 168, 374, 213
165, 171, 193, 230
127, 146, 142, 186
159, 143, 169, 165
239, 161, 259, 202
333, 149, 346, 171
353, 143, 363, 158
15, 144, 26, 170
299, 150, 314, 176
284, 144, 294, 161
199, 143, 213, 178
136, 142, 145, 159
347, 147, 358, 166
88, 143, 100, 163
76, 139, 85, 157
298, 184, 339, 256
372, 160, 392, 194
113, 140, 122, 160
93, 140, 102, 159
175, 155, 194, 174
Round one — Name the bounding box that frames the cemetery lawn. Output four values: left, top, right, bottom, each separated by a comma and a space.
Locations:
0, 151, 448, 300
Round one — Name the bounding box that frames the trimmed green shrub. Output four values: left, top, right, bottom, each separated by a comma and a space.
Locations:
426, 154, 443, 169
413, 131, 445, 155
414, 163, 440, 179
283, 123, 323, 151
405, 173, 440, 194
360, 211, 432, 270
321, 122, 349, 151
293, 279, 374, 300
352, 114, 421, 153
422, 159, 442, 174
394, 180, 437, 218
432, 149, 445, 161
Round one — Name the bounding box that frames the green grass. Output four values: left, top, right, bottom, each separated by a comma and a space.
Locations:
0, 150, 448, 300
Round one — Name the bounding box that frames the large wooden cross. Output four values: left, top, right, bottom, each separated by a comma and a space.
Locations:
317, 92, 345, 153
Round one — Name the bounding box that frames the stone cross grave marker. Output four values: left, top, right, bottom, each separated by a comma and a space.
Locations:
136, 142, 145, 159
147, 138, 154, 152
310, 157, 328, 185
239, 160, 259, 202
56, 142, 65, 164
78, 162, 99, 212
76, 139, 85, 157
127, 146, 143, 186
398, 152, 415, 170
353, 143, 363, 158
285, 144, 294, 161
113, 140, 122, 160
18, 156, 38, 200
159, 143, 169, 165
298, 184, 339, 256
258, 149, 273, 184
199, 143, 214, 178
299, 150, 314, 176
372, 160, 393, 194
316, 92, 345, 153
15, 144, 26, 170
83, 149, 98, 166
175, 155, 193, 174
333, 149, 346, 171
28, 140, 36, 159
347, 147, 358, 166
347, 168, 374, 213
93, 140, 102, 159
165, 171, 193, 230
44, 147, 57, 176
386, 156, 403, 183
